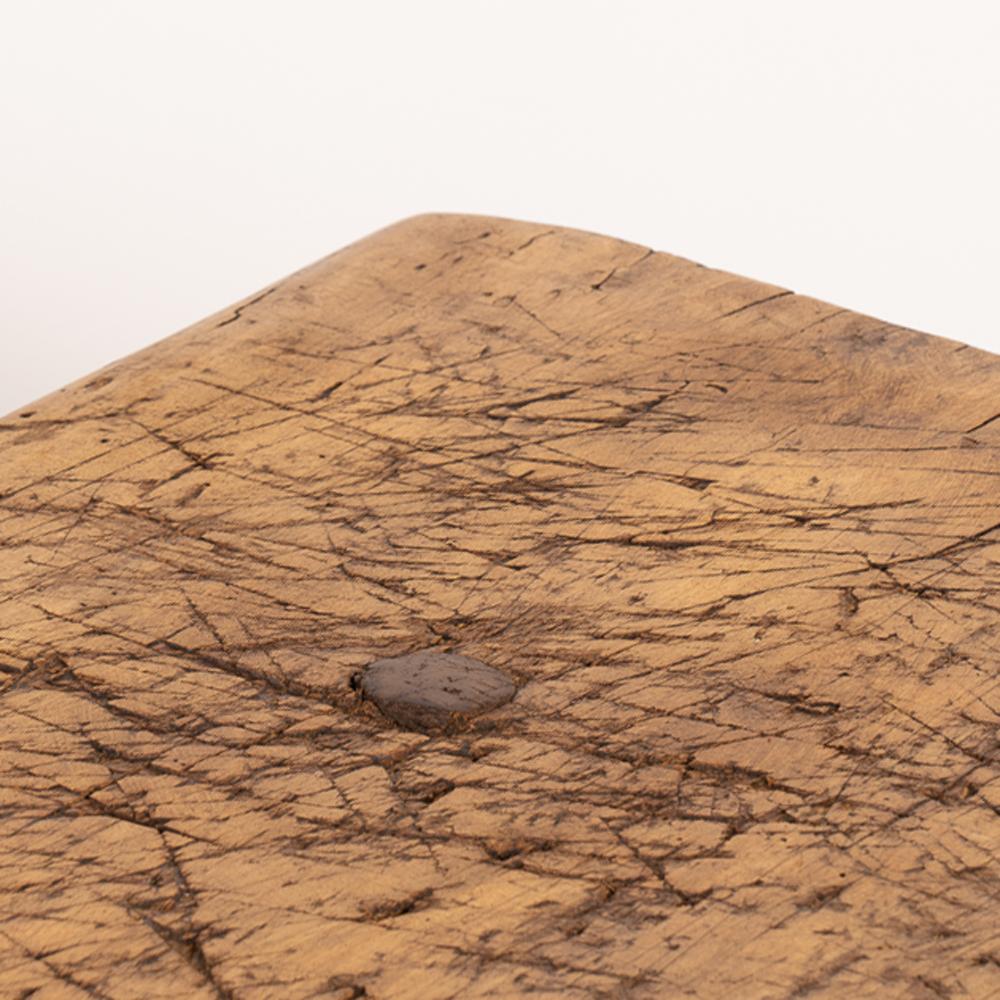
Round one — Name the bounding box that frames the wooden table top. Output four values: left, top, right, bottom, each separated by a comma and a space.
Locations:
1, 215, 998, 999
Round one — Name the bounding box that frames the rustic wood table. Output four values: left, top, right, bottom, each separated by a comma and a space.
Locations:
1, 215, 997, 998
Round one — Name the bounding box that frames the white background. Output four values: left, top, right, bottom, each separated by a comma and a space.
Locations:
1, 1, 998, 416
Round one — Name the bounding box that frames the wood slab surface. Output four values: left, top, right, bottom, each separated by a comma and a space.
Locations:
1, 215, 998, 999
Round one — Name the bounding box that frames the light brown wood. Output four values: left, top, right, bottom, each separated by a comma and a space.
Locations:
1, 214, 998, 999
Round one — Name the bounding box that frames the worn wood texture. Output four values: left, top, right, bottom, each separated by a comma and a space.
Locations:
1, 215, 998, 999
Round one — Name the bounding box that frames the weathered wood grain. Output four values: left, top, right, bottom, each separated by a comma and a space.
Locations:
1, 214, 998, 998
